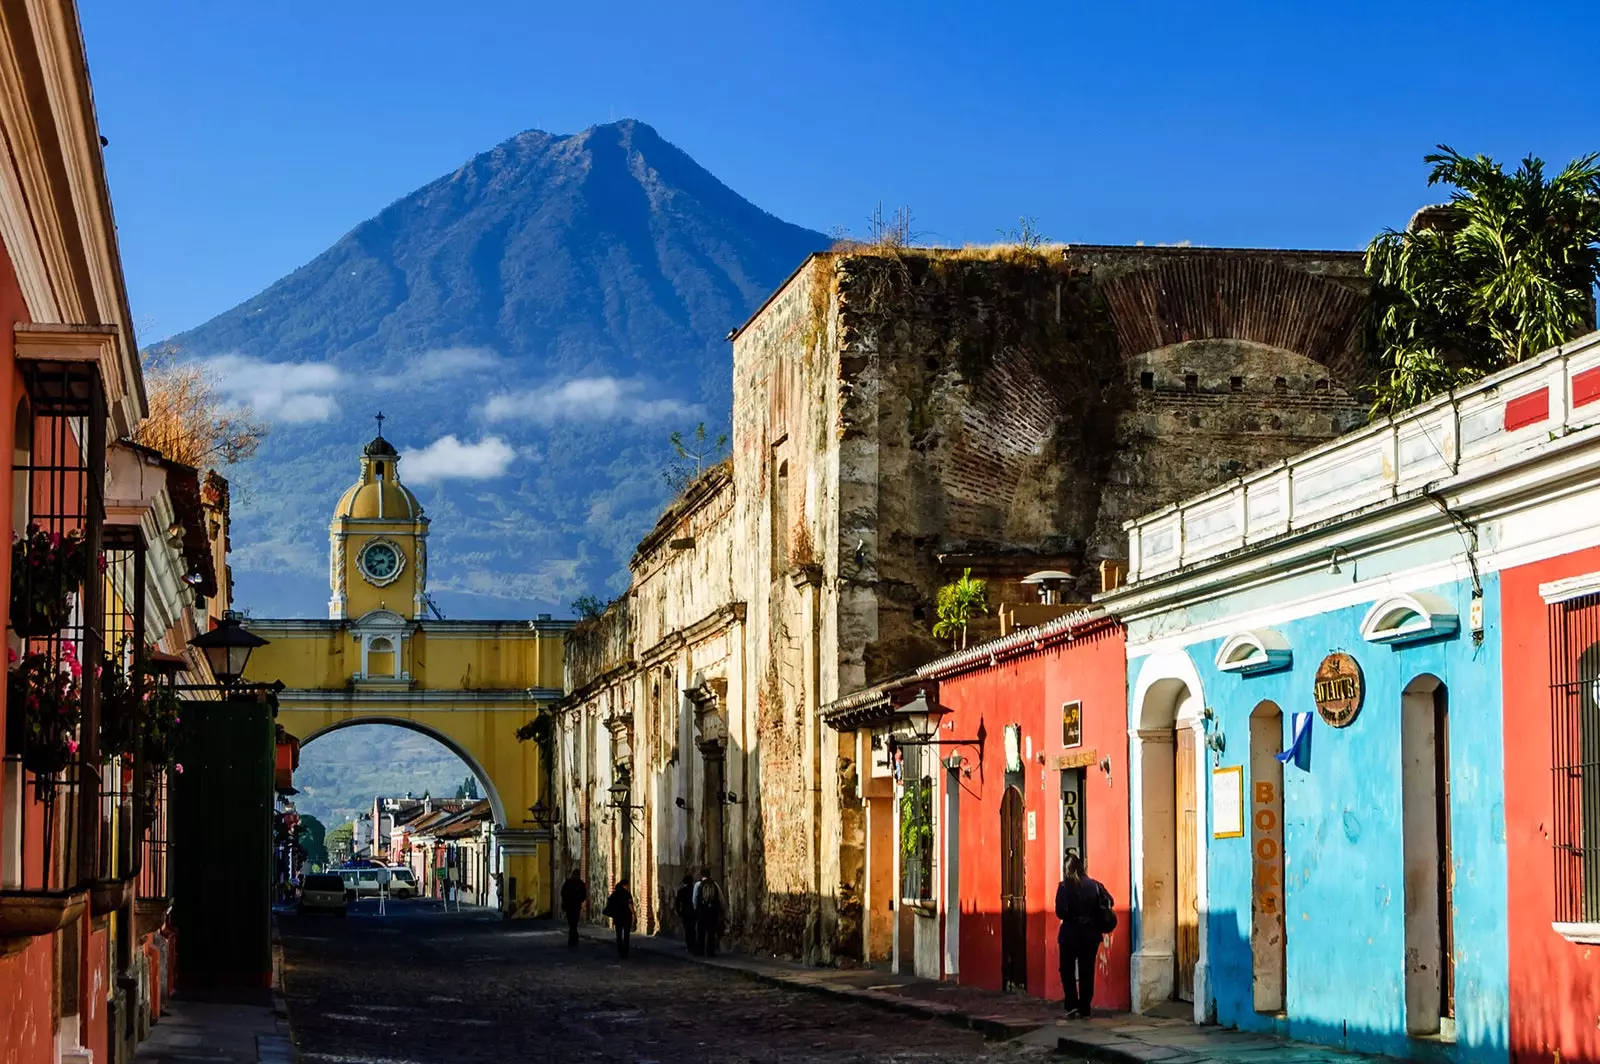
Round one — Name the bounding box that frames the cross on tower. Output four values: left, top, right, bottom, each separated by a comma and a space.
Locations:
375, 411, 386, 436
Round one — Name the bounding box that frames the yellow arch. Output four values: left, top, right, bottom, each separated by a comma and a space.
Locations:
293, 715, 509, 827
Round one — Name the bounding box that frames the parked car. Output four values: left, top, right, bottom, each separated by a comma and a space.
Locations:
387, 867, 418, 899
299, 873, 348, 917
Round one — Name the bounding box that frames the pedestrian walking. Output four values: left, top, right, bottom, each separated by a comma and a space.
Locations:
602, 878, 636, 958
693, 869, 725, 957
1055, 854, 1116, 1018
559, 869, 588, 950
675, 873, 700, 955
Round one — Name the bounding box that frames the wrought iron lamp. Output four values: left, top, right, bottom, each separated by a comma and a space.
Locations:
886, 690, 986, 758
187, 610, 268, 687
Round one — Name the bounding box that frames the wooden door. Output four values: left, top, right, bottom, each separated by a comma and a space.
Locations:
1250, 707, 1286, 1014
1435, 686, 1454, 1020
1175, 726, 1199, 1002
1000, 786, 1027, 990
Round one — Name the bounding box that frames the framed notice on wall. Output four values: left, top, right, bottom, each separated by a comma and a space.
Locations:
1062, 701, 1082, 747
1212, 765, 1245, 839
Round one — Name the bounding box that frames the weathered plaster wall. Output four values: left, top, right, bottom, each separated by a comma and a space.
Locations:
558, 242, 1376, 964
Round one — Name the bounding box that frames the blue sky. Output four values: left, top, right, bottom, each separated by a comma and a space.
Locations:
82, 0, 1600, 343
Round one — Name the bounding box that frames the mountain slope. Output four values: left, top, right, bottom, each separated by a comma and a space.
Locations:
167, 120, 827, 618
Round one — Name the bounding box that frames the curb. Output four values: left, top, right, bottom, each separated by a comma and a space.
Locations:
580, 928, 1043, 1043
266, 921, 296, 1064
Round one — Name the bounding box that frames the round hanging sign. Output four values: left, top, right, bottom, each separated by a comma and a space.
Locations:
1313, 652, 1364, 728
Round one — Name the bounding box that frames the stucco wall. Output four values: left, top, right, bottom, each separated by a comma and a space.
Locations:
937, 623, 1132, 1009
1501, 545, 1600, 1064
1161, 577, 1509, 1061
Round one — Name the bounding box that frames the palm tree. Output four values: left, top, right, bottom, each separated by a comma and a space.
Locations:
933, 568, 988, 649
1366, 146, 1600, 414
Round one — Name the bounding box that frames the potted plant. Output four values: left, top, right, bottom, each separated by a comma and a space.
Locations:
136, 676, 183, 830
933, 568, 989, 649
5, 644, 83, 779
98, 645, 138, 763
9, 525, 87, 637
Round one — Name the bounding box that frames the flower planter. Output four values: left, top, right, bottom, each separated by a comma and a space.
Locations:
0, 890, 87, 955
90, 878, 133, 916
135, 896, 169, 938
9, 594, 70, 638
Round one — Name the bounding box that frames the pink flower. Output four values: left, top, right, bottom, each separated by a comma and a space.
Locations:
7, 649, 15, 665
67, 739, 78, 754
173, 717, 180, 725
174, 764, 184, 774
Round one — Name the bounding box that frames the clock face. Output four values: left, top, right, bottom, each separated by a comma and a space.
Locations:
360, 541, 401, 584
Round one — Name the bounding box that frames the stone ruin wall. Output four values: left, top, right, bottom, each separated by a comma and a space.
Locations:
826, 247, 1374, 689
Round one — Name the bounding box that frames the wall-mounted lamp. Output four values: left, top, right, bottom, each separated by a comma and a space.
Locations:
721, 791, 740, 805
675, 796, 690, 811
1205, 729, 1226, 755
1098, 756, 1113, 788
1328, 547, 1352, 576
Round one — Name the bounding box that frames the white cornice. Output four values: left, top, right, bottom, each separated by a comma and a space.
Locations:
1540, 571, 1600, 605
0, 1, 142, 432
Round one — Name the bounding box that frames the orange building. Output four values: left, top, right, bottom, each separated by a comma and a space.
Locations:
0, 3, 231, 1061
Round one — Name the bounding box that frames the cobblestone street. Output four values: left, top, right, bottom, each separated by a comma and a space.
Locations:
279, 901, 1068, 1063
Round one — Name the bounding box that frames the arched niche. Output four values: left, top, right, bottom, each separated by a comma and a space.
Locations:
1361, 592, 1458, 646
1215, 629, 1292, 676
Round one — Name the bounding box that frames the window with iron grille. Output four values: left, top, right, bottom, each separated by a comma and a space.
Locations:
3, 360, 106, 897
1550, 590, 1600, 923
899, 773, 934, 904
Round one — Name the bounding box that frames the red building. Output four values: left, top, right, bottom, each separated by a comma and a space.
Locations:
825, 608, 1131, 1010
1501, 543, 1600, 1063
925, 609, 1131, 1007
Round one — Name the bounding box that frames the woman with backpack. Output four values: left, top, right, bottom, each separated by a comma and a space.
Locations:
602, 878, 636, 958
1055, 853, 1116, 1018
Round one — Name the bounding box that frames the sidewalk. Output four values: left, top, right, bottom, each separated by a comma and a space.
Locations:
129, 990, 291, 1064
578, 924, 1406, 1063
132, 928, 292, 1064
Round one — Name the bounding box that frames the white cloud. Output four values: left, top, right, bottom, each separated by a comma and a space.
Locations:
200, 353, 343, 424
402, 435, 516, 484
377, 346, 503, 390
482, 376, 699, 425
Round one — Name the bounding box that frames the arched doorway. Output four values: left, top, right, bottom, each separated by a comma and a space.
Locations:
1249, 700, 1285, 1014
1401, 675, 1453, 1037
1000, 785, 1027, 989
1131, 653, 1208, 1016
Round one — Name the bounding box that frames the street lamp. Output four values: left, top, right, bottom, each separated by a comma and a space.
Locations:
526, 801, 560, 828
607, 777, 631, 808
887, 690, 986, 759
188, 610, 268, 687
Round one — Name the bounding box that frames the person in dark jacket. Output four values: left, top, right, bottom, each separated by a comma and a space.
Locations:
1055, 854, 1112, 1017
675, 873, 700, 954
693, 870, 726, 956
559, 869, 588, 949
602, 878, 636, 958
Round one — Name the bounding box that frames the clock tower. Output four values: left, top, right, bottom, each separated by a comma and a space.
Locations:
329, 419, 430, 620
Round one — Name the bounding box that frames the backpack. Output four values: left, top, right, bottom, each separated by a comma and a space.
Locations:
1095, 884, 1118, 934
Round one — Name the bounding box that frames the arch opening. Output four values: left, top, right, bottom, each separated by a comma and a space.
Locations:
1131, 651, 1208, 1017
295, 718, 508, 832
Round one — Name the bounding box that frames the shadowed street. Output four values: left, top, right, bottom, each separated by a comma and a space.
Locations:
278, 899, 1069, 1063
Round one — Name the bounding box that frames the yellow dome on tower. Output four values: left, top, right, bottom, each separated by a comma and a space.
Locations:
332, 433, 422, 521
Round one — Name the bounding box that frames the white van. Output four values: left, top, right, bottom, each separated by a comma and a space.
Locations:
387, 866, 418, 899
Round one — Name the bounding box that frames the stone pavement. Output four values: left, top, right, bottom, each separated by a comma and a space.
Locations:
129, 992, 291, 1064
582, 924, 1407, 1063
131, 929, 292, 1064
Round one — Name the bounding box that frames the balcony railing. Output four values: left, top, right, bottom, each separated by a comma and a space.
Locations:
1123, 331, 1600, 583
